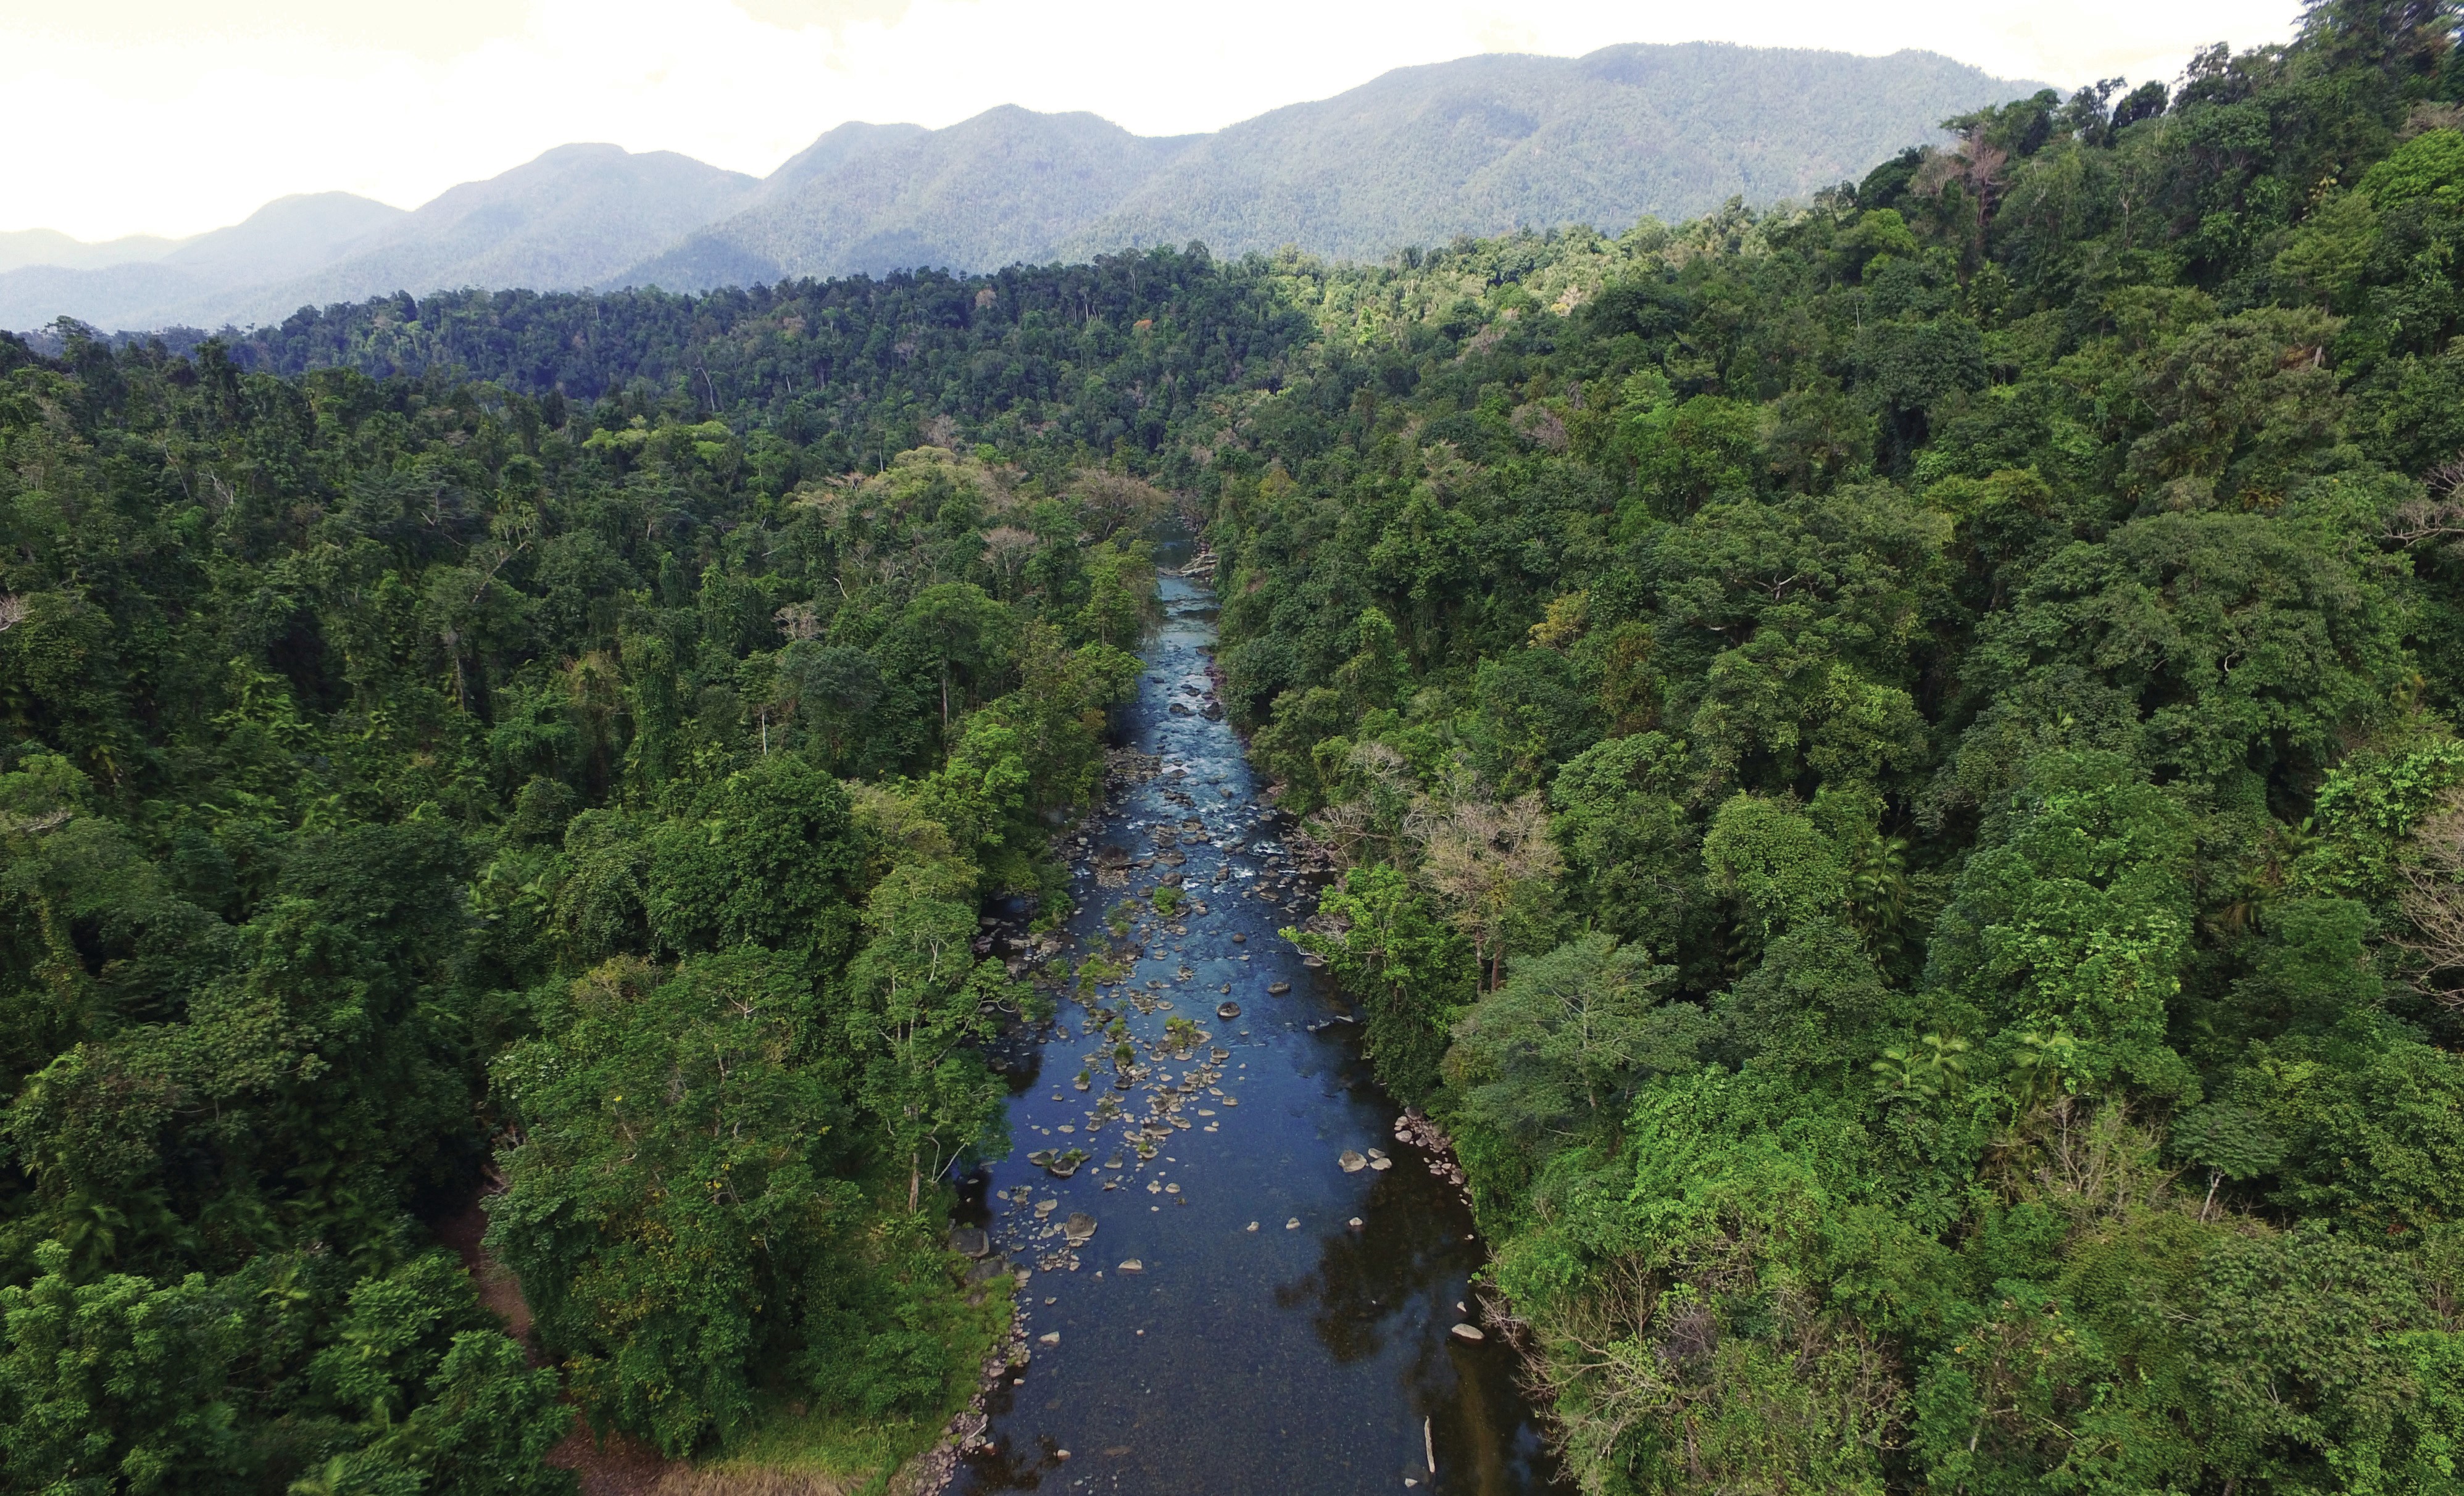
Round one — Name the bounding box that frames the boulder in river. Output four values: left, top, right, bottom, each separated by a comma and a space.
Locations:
950, 1226, 991, 1258
1451, 1323, 1486, 1342
1063, 1212, 1097, 1247
1118, 1259, 1144, 1273
1338, 1150, 1367, 1173
1217, 1002, 1241, 1020
1267, 981, 1291, 995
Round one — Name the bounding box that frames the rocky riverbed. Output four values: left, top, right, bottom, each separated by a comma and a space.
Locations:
945, 566, 1563, 1496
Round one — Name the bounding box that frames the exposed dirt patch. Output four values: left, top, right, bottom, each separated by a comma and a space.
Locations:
433, 1194, 532, 1342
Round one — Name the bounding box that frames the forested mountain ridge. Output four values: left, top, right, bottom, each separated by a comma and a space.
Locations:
1, 43, 2031, 337
12, 4, 2464, 1492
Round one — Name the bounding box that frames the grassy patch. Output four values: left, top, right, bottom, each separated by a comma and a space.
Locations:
694, 1259, 1011, 1494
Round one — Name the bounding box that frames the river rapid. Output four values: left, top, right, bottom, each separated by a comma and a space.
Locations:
950, 568, 1565, 1496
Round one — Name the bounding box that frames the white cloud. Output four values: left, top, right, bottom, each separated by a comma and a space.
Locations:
0, 0, 2301, 241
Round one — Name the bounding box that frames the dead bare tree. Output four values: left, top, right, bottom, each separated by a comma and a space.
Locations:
979, 525, 1038, 599
2395, 797, 2464, 1002
2386, 455, 2464, 552
1409, 785, 1562, 990
1069, 468, 1170, 543
1307, 742, 1413, 868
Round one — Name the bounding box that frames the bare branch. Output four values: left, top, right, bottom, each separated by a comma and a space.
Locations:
2394, 801, 2464, 1003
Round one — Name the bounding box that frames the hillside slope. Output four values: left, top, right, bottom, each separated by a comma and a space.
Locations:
1062, 43, 2037, 260
623, 107, 1199, 287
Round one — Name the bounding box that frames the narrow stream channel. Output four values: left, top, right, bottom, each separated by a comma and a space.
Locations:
951, 563, 1566, 1495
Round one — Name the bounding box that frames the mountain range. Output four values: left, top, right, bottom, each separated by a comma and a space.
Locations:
1, 42, 2042, 336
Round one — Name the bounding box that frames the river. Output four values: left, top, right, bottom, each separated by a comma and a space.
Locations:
950, 567, 1565, 1496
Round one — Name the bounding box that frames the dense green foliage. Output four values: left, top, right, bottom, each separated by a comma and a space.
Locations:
207, 248, 1313, 478
0, 255, 1212, 1486
18, 5, 2464, 1490
1209, 6, 2464, 1491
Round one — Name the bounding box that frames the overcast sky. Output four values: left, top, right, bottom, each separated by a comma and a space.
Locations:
4, 0, 2301, 242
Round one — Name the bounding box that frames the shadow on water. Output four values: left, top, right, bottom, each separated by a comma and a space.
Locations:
951, 551, 1565, 1496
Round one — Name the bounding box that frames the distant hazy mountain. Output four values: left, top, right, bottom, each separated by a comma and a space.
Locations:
1062, 44, 2041, 262
160, 193, 408, 287
0, 149, 749, 335
636, 43, 2033, 289
759, 120, 932, 198
0, 264, 205, 335
0, 192, 406, 333
0, 228, 180, 275
2, 43, 2042, 335
220, 146, 757, 327
626, 108, 1200, 288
